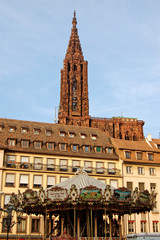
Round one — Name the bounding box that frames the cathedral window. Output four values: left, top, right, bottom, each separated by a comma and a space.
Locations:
72, 102, 77, 111
73, 78, 77, 92
125, 131, 129, 140
74, 64, 77, 71
81, 64, 83, 72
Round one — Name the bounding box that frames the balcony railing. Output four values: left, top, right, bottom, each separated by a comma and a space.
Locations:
4, 161, 121, 176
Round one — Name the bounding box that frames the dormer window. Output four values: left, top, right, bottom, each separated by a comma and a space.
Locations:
137, 152, 142, 160
107, 148, 113, 154
91, 134, 97, 140
80, 133, 86, 139
59, 143, 66, 151
72, 144, 78, 152
125, 151, 131, 159
21, 140, 29, 148
95, 146, 102, 153
47, 142, 54, 150
8, 139, 16, 147
9, 127, 15, 133
69, 132, 75, 138
46, 130, 52, 136
148, 153, 154, 161
21, 128, 28, 133
84, 145, 90, 153
60, 131, 65, 137
34, 141, 42, 149
34, 129, 40, 135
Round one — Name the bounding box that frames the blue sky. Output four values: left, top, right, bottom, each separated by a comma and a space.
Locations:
0, 0, 160, 138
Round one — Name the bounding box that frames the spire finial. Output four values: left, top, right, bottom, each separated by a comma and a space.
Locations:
72, 10, 77, 28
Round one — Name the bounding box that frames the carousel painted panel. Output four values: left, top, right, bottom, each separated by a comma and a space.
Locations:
47, 186, 68, 201
113, 188, 131, 201
80, 186, 102, 201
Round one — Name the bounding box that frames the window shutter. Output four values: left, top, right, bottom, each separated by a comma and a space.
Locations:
6, 174, 14, 183
60, 160, 67, 165
47, 176, 55, 186
97, 162, 103, 168
34, 158, 42, 169
20, 175, 28, 184
21, 156, 29, 163
7, 155, 15, 161
110, 180, 117, 188
72, 160, 79, 167
4, 195, 11, 205
85, 161, 91, 168
34, 176, 42, 184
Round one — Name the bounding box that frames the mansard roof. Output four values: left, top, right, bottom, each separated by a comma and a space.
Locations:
0, 118, 118, 160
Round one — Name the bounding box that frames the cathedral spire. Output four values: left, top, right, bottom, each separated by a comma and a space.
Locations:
58, 13, 90, 126
65, 11, 83, 59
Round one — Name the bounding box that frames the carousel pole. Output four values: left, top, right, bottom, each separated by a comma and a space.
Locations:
118, 214, 122, 240
74, 207, 76, 239
77, 217, 80, 240
109, 214, 112, 240
49, 213, 52, 240
94, 216, 97, 240
91, 208, 93, 237
104, 209, 106, 240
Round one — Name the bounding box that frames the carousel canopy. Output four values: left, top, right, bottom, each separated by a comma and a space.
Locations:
10, 171, 156, 216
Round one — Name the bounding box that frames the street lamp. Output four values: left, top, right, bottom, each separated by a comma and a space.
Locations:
0, 203, 23, 240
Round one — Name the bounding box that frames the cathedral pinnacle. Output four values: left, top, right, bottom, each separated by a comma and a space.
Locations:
72, 10, 77, 27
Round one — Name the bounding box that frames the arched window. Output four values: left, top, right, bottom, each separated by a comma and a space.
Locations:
125, 131, 129, 140
73, 78, 77, 92
133, 134, 138, 141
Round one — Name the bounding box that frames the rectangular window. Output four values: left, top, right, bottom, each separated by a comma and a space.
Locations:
149, 168, 155, 176
96, 162, 104, 174
8, 139, 16, 146
150, 183, 156, 193
2, 217, 12, 232
108, 148, 113, 154
126, 166, 132, 174
47, 142, 54, 150
17, 218, 26, 233
33, 175, 42, 188
128, 221, 135, 233
127, 182, 133, 191
153, 221, 159, 232
4, 195, 11, 208
5, 173, 15, 187
60, 177, 69, 183
47, 158, 55, 171
72, 160, 80, 172
141, 221, 146, 233
108, 163, 115, 174
84, 161, 92, 173
137, 152, 142, 160
59, 143, 66, 151
20, 175, 28, 187
84, 146, 90, 152
96, 146, 101, 153
22, 140, 29, 148
138, 167, 144, 175
21, 156, 29, 169
34, 158, 42, 170
47, 176, 55, 188
98, 179, 106, 184
139, 182, 145, 192
34, 141, 41, 149
6, 155, 15, 167
31, 218, 40, 232
110, 180, 118, 188
125, 151, 131, 159
60, 159, 67, 171
148, 153, 154, 161
72, 144, 78, 152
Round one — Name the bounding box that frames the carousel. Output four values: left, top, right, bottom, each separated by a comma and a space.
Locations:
10, 170, 155, 240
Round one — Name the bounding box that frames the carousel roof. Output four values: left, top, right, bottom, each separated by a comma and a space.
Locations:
47, 171, 110, 192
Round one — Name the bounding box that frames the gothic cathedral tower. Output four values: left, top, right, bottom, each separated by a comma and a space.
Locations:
58, 12, 90, 127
